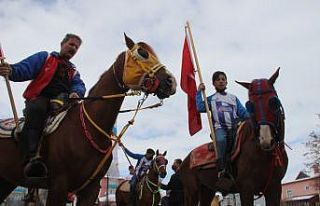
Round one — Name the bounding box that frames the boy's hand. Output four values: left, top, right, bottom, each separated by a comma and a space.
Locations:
0, 62, 12, 77
198, 83, 205, 91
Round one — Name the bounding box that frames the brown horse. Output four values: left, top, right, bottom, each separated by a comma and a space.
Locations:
115, 150, 168, 206
179, 68, 288, 206
0, 34, 176, 206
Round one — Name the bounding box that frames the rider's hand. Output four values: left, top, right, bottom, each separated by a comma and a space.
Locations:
0, 62, 12, 77
198, 83, 205, 91
69, 92, 79, 99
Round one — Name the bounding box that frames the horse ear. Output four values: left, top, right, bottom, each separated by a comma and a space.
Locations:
269, 67, 280, 85
235, 80, 250, 89
163, 151, 167, 156
156, 149, 159, 156
124, 33, 135, 50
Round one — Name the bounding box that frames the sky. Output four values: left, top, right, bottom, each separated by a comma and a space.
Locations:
0, 0, 320, 184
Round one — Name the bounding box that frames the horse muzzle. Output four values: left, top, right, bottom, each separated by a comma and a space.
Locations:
159, 171, 167, 179
258, 124, 276, 151
151, 68, 177, 99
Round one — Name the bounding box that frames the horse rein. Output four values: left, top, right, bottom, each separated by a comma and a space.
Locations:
141, 158, 166, 206
144, 156, 167, 191
73, 93, 148, 194
72, 43, 167, 194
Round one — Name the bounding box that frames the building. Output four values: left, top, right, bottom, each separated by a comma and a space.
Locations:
281, 165, 320, 206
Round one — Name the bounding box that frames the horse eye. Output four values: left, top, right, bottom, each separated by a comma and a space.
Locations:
245, 101, 255, 114
137, 48, 149, 59
269, 97, 280, 112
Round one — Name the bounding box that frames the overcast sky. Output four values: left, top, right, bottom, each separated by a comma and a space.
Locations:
1, 0, 320, 184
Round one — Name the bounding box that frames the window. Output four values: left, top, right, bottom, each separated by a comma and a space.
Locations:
287, 190, 293, 198
305, 185, 310, 190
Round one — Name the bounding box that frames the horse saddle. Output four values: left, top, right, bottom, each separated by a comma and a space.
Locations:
118, 180, 131, 192
0, 110, 68, 139
0, 118, 24, 138
189, 122, 247, 169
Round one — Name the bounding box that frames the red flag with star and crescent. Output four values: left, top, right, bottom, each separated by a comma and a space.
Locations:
180, 36, 202, 136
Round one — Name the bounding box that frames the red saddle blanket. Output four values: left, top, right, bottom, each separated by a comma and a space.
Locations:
189, 122, 247, 169
190, 143, 215, 168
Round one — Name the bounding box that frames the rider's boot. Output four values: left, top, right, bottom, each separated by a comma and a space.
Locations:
23, 129, 47, 178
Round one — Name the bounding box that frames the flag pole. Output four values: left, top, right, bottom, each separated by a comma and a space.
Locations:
0, 44, 19, 127
185, 21, 218, 159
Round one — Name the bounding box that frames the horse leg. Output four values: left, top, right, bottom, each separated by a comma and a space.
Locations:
46, 176, 68, 206
199, 186, 214, 206
184, 186, 199, 206
264, 182, 282, 206
239, 191, 254, 206
116, 190, 129, 206
76, 180, 100, 206
0, 177, 16, 203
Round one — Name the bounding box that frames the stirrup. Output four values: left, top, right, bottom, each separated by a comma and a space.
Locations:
24, 158, 48, 178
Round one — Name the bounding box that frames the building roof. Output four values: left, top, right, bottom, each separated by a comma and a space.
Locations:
285, 195, 317, 201
295, 171, 310, 180
282, 173, 320, 184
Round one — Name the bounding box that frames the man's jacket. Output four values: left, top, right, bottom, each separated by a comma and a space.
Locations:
10, 51, 86, 100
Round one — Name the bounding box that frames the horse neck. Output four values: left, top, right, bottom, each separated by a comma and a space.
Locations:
147, 164, 159, 185
85, 57, 127, 133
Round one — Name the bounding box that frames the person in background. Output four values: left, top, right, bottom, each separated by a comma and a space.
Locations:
161, 158, 184, 206
125, 165, 135, 180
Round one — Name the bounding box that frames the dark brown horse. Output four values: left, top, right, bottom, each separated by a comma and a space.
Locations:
115, 150, 168, 206
0, 34, 176, 206
179, 68, 288, 206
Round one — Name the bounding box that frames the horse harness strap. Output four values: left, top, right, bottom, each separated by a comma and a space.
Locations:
144, 176, 160, 206
73, 94, 148, 194
261, 144, 285, 195
112, 64, 127, 90
81, 102, 117, 142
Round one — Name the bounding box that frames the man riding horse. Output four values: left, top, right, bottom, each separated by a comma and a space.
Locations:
0, 34, 86, 178
120, 143, 155, 205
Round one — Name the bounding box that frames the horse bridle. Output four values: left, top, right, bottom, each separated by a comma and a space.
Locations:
142, 155, 167, 206
113, 43, 167, 93
152, 155, 168, 175
247, 79, 285, 147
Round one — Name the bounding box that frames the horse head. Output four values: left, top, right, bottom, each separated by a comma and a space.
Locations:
114, 33, 176, 99
152, 150, 168, 178
236, 68, 285, 150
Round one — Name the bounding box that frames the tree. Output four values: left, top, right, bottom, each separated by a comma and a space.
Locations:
304, 129, 320, 169
303, 114, 320, 191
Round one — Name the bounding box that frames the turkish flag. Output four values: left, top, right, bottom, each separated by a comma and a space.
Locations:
180, 37, 202, 136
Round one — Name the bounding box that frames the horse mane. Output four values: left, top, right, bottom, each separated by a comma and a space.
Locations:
240, 119, 256, 141
88, 51, 126, 95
